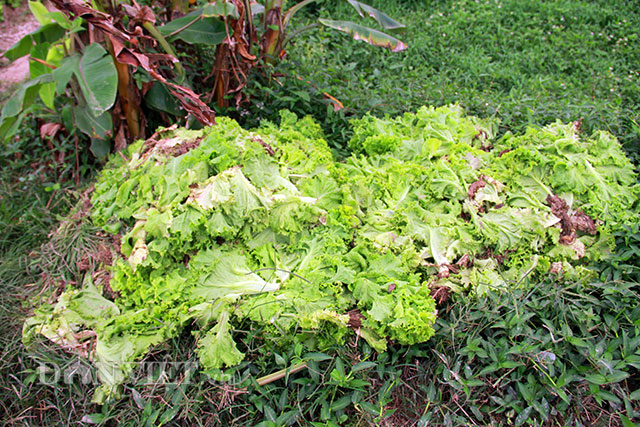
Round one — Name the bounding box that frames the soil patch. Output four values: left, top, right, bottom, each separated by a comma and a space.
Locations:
0, 4, 40, 92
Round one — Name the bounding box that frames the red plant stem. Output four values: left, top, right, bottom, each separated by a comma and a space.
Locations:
74, 135, 79, 186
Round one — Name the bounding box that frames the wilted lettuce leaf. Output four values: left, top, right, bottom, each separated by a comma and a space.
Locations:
23, 279, 119, 352
92, 330, 165, 403
491, 122, 639, 226
197, 310, 245, 370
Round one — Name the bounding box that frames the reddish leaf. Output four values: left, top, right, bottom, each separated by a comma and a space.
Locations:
50, 0, 132, 44
322, 92, 344, 112
114, 124, 127, 151
121, 1, 155, 24
40, 122, 63, 139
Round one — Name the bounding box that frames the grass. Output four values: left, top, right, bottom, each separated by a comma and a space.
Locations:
1, 0, 640, 425
395, 278, 640, 425
251, 0, 640, 160
0, 115, 95, 425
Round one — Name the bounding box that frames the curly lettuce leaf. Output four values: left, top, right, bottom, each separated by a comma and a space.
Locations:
197, 310, 245, 371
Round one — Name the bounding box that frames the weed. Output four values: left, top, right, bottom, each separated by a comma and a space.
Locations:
385, 277, 640, 425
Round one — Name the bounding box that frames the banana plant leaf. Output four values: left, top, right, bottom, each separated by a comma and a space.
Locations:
157, 9, 228, 46
318, 19, 407, 52
2, 23, 65, 61
345, 0, 405, 30
74, 44, 118, 118
202, 1, 239, 19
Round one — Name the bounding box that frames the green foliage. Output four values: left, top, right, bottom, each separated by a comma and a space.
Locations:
23, 106, 639, 406
389, 278, 640, 425
0, 3, 113, 149
598, 224, 640, 283
156, 10, 227, 46
277, 0, 640, 158
0, 0, 218, 149
5, 1, 640, 424
1, 0, 406, 160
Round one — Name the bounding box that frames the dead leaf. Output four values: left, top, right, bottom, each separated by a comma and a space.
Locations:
40, 122, 63, 139
322, 92, 344, 112
121, 1, 155, 24
114, 124, 127, 152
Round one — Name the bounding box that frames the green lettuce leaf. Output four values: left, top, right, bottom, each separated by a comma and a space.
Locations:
197, 310, 244, 370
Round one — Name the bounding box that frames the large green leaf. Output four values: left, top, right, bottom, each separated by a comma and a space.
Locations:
158, 12, 227, 46
202, 1, 239, 19
171, 18, 227, 45
39, 83, 56, 110
345, 0, 405, 30
28, 43, 50, 79
0, 115, 18, 142
3, 35, 33, 61
157, 10, 201, 35
45, 43, 65, 67
0, 73, 53, 120
29, 0, 53, 26
90, 138, 112, 160
0, 104, 42, 143
2, 23, 65, 61
75, 44, 118, 117
0, 75, 51, 142
73, 105, 112, 141
52, 54, 79, 95
29, 1, 72, 28
28, 44, 56, 109
144, 83, 183, 117
318, 19, 407, 52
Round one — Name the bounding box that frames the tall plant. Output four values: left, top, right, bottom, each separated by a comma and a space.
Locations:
0, 0, 406, 157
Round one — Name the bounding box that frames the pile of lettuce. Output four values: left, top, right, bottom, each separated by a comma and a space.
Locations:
23, 106, 639, 403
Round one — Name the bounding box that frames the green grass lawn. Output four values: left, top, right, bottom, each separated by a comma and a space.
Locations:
1, 0, 639, 425
260, 0, 640, 160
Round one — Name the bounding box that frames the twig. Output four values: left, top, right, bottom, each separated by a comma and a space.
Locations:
236, 361, 308, 392
28, 56, 57, 70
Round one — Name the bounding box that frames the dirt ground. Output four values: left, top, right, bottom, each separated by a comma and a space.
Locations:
0, 4, 40, 92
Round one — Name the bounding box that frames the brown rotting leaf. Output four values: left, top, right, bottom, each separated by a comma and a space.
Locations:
430, 286, 450, 305
546, 194, 597, 244
467, 176, 487, 199
347, 309, 364, 329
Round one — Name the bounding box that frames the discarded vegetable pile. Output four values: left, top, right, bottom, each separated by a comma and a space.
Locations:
23, 106, 639, 403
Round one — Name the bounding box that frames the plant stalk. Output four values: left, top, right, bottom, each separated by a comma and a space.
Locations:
142, 21, 186, 83
239, 361, 309, 390
282, 23, 318, 47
